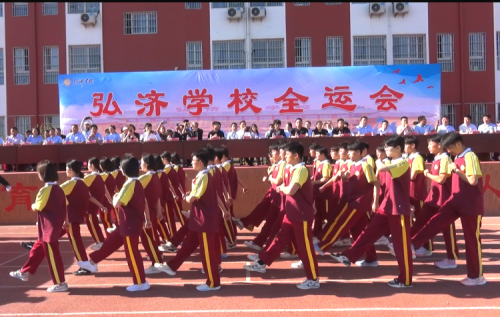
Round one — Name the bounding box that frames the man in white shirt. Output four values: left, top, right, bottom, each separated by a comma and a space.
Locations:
435, 115, 455, 135
226, 123, 239, 140
396, 116, 414, 135
305, 120, 313, 137
80, 116, 93, 139
6, 127, 25, 144
354, 116, 373, 135
478, 114, 497, 134
377, 120, 394, 135
263, 124, 273, 139
86, 124, 104, 143
236, 120, 247, 139
459, 115, 478, 134
140, 123, 161, 142
65, 124, 86, 143
44, 128, 63, 144
104, 125, 121, 142
413, 115, 434, 135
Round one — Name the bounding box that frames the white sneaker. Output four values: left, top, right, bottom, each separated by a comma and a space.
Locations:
196, 284, 221, 291
330, 253, 351, 267
434, 258, 457, 269
355, 260, 379, 267
233, 218, 244, 230
313, 236, 320, 244
154, 263, 176, 276
333, 238, 351, 247
243, 261, 266, 273
181, 210, 190, 219
291, 260, 304, 269
9, 270, 29, 282
388, 243, 416, 260
247, 254, 259, 262
106, 224, 117, 234
374, 236, 390, 246
47, 282, 69, 293
90, 242, 103, 251
296, 278, 320, 290
126, 281, 150, 292
314, 243, 325, 256
201, 266, 223, 274
243, 241, 262, 251
415, 247, 432, 257
460, 276, 487, 286
158, 242, 177, 253
77, 260, 98, 273
280, 252, 298, 259
226, 242, 237, 250
221, 253, 228, 259
144, 265, 162, 275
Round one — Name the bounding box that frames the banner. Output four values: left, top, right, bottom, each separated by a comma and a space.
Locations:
58, 64, 441, 135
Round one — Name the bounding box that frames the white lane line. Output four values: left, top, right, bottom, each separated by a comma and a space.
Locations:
245, 262, 251, 282
1, 307, 500, 316
0, 253, 28, 267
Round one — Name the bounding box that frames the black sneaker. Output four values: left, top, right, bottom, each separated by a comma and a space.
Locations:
329, 253, 351, 267
73, 268, 92, 276
20, 241, 34, 250
387, 278, 413, 288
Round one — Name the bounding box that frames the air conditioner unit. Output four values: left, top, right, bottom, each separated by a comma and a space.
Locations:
393, 2, 409, 16
369, 2, 386, 17
227, 7, 243, 20
250, 6, 266, 19
80, 12, 97, 26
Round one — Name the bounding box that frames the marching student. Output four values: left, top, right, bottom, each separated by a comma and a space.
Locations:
244, 142, 320, 290
155, 148, 223, 291
373, 144, 391, 246
78, 156, 151, 292
154, 155, 174, 244
331, 136, 414, 288
9, 161, 68, 292
410, 132, 486, 286
171, 152, 187, 194
311, 146, 333, 237
409, 134, 459, 268
111, 156, 126, 192
403, 136, 430, 256
84, 157, 107, 249
360, 141, 375, 169
100, 158, 119, 226
138, 153, 165, 274
314, 141, 379, 267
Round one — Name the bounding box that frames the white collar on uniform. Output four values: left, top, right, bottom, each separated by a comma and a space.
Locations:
164, 163, 172, 168
146, 171, 156, 175
434, 152, 448, 161
208, 164, 216, 169
157, 169, 163, 173
195, 168, 210, 179
320, 159, 329, 164
409, 152, 420, 160
71, 177, 82, 181
223, 160, 232, 165
89, 171, 100, 175
391, 157, 405, 164
353, 158, 365, 166
45, 182, 57, 187
290, 162, 305, 171
457, 148, 472, 158
344, 159, 352, 163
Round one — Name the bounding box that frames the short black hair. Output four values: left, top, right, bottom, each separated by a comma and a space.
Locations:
464, 115, 472, 120
384, 135, 405, 150
67, 159, 84, 178
212, 121, 220, 126
32, 127, 40, 135
401, 116, 408, 121
91, 124, 98, 130
317, 146, 328, 157
214, 148, 224, 161
296, 118, 303, 122
88, 157, 102, 173
442, 115, 449, 120
404, 135, 419, 147
338, 142, 348, 151
337, 118, 344, 123
273, 119, 282, 125
204, 145, 215, 162
382, 120, 389, 125
483, 114, 491, 119
121, 157, 140, 178
37, 160, 59, 182
144, 123, 152, 128
359, 140, 369, 152
171, 152, 181, 165
220, 145, 229, 158
269, 143, 279, 152
427, 134, 443, 144
417, 115, 426, 122
284, 142, 304, 159
376, 143, 385, 153
141, 153, 157, 170
330, 144, 340, 152
160, 151, 171, 162
110, 156, 121, 170
155, 155, 165, 170
441, 132, 463, 148
360, 116, 368, 120
347, 141, 363, 153
100, 157, 115, 173
278, 140, 290, 150
309, 143, 319, 150
192, 148, 209, 167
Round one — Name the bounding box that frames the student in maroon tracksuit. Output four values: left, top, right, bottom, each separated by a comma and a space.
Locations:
411, 132, 486, 286
311, 146, 333, 237
100, 157, 119, 227
154, 155, 174, 244
244, 142, 320, 290
78, 156, 150, 292
10, 161, 68, 292
331, 136, 413, 288
155, 148, 222, 291
111, 156, 126, 192
83, 157, 107, 248
373, 143, 391, 246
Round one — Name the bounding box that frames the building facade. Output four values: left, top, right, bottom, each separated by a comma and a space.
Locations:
0, 2, 498, 136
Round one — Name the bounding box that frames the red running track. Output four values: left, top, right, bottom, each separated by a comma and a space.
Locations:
0, 218, 499, 317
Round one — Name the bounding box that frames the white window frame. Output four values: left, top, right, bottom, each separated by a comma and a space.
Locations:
393, 34, 426, 65
43, 46, 59, 84
326, 36, 343, 67
437, 33, 454, 72
68, 45, 101, 74
496, 32, 500, 71
0, 3, 4, 17
0, 116, 5, 139
353, 35, 387, 66
470, 103, 487, 127
441, 104, 456, 128
294, 2, 310, 6
251, 38, 285, 69
0, 49, 4, 85
13, 2, 28, 17
123, 11, 157, 35
67, 2, 100, 14
325, 2, 341, 4
186, 41, 203, 70
212, 40, 246, 69
42, 2, 58, 15
13, 47, 29, 85
44, 115, 60, 129
469, 32, 486, 71
211, 3, 245, 8
185, 2, 202, 9
294, 37, 311, 67
249, 2, 283, 6
15, 116, 31, 135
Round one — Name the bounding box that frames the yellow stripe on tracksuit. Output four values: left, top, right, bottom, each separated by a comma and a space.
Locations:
223, 217, 235, 245
102, 212, 111, 229
46, 243, 61, 285
174, 200, 185, 226
143, 228, 160, 264
476, 215, 483, 276
126, 236, 141, 284
400, 215, 410, 286
68, 225, 82, 261
321, 203, 349, 245
303, 221, 317, 280
450, 224, 458, 260
322, 208, 357, 251
165, 203, 174, 238
325, 200, 328, 214
113, 207, 120, 224
88, 214, 101, 243
202, 233, 214, 288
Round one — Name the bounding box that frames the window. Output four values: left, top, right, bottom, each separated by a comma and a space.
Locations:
13, 2, 28, 16
186, 41, 202, 70
15, 116, 31, 134
44, 115, 60, 129
211, 3, 244, 8
469, 32, 486, 71
497, 103, 500, 122
185, 2, 201, 9
13, 47, 29, 85
294, 2, 310, 5
124, 12, 157, 35
68, 45, 101, 74
437, 33, 454, 72
252, 39, 284, 69
43, 46, 59, 84
393, 34, 426, 65
0, 117, 5, 139
441, 104, 455, 128
67, 2, 99, 14
42, 2, 58, 15
326, 36, 343, 67
470, 103, 486, 126
250, 2, 283, 6
0, 49, 4, 85
325, 2, 341, 4
212, 40, 245, 69
353, 36, 386, 66
295, 37, 311, 67
497, 32, 500, 71
0, 3, 4, 17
